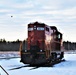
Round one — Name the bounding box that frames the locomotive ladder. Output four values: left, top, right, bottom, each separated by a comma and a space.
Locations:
0, 65, 9, 75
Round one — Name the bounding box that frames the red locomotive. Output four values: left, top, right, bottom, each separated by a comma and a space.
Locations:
20, 22, 64, 65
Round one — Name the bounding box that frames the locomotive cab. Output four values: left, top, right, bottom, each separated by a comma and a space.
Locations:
28, 22, 45, 53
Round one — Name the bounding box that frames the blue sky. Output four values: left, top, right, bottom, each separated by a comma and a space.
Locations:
0, 0, 76, 42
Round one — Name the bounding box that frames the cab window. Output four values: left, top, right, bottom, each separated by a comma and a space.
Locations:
58, 34, 60, 39
28, 28, 33, 31
37, 27, 44, 30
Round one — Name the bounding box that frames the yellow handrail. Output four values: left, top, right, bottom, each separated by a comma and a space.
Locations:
19, 41, 23, 56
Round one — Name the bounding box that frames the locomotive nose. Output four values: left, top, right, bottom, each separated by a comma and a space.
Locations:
30, 45, 40, 54
30, 45, 40, 65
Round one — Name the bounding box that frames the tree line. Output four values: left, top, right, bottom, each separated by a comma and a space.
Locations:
0, 39, 22, 43
0, 39, 26, 51
0, 39, 76, 51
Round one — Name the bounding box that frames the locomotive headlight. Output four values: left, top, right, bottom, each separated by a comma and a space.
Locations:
40, 50, 43, 52
25, 50, 27, 52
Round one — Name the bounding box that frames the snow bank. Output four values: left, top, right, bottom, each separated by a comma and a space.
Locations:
64, 50, 76, 54
0, 52, 20, 59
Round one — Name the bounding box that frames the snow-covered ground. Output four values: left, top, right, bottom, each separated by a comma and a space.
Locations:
0, 52, 20, 59
0, 53, 76, 75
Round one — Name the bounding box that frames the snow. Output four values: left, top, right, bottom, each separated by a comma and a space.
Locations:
0, 53, 76, 75
0, 52, 20, 59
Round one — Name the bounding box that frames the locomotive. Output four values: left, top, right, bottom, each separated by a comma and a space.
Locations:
20, 22, 64, 66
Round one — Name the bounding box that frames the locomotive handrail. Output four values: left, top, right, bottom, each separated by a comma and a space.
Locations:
19, 41, 23, 55
0, 65, 9, 75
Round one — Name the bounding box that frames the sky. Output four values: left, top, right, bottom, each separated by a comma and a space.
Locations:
0, 0, 76, 42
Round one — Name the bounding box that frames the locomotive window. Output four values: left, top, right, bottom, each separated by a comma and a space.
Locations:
58, 34, 60, 39
28, 28, 33, 31
46, 27, 49, 32
34, 26, 36, 30
37, 27, 44, 30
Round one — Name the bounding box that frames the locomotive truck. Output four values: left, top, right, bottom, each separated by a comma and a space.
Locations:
20, 22, 64, 66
